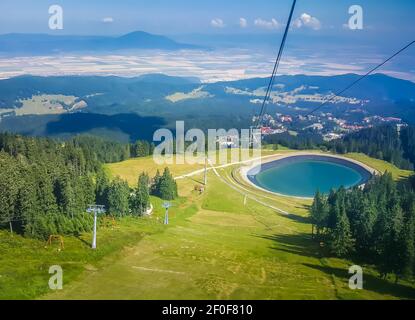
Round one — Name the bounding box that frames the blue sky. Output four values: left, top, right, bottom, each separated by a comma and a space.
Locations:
0, 0, 413, 82
0, 0, 414, 38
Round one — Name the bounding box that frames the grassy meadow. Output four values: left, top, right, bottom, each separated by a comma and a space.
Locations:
1, 149, 415, 300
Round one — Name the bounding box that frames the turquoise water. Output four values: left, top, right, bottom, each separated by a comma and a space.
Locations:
253, 159, 365, 197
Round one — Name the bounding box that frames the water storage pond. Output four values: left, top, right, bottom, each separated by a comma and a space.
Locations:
247, 155, 373, 198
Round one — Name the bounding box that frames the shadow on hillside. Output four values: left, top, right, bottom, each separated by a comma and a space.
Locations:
46, 113, 167, 141
277, 202, 311, 225
187, 176, 204, 185
76, 236, 92, 248
281, 213, 311, 225
303, 263, 415, 300
258, 231, 415, 299
257, 232, 323, 259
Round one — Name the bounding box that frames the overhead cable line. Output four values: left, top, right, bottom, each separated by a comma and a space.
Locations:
255, 0, 297, 128
306, 40, 415, 116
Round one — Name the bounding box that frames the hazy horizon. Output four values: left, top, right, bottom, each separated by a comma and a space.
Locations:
0, 1, 414, 82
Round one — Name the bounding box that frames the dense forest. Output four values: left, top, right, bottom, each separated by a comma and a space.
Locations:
328, 125, 415, 170
311, 173, 415, 281
0, 133, 176, 239
264, 131, 323, 150
265, 124, 415, 170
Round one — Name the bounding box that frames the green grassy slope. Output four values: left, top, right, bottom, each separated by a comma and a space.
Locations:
1, 151, 414, 300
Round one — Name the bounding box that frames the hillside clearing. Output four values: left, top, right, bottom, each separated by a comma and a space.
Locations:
40, 151, 415, 300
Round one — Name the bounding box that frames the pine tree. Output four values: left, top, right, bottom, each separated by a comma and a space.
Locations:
151, 170, 161, 196
133, 140, 151, 158
78, 174, 95, 210
0, 153, 21, 233
396, 213, 414, 280
16, 172, 41, 237
131, 172, 150, 215
327, 189, 342, 229
157, 168, 178, 200
353, 197, 377, 256
310, 191, 328, 237
95, 168, 110, 206
54, 172, 76, 218
329, 207, 354, 257
376, 187, 404, 279
107, 178, 130, 216
36, 168, 59, 216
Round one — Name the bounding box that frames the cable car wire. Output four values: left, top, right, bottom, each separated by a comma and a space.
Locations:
306, 40, 415, 117
255, 0, 297, 128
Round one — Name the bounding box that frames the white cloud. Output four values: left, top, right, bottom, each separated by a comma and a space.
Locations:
102, 17, 114, 23
211, 18, 225, 28
254, 18, 280, 30
239, 18, 248, 28
293, 13, 321, 30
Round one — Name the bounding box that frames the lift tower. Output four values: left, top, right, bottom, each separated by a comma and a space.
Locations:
87, 205, 106, 249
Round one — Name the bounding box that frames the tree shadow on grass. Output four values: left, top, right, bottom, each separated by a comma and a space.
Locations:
280, 213, 311, 225
301, 203, 312, 211
76, 236, 91, 248
276, 203, 311, 225
187, 176, 204, 185
257, 231, 415, 299
303, 263, 415, 300
256, 233, 324, 260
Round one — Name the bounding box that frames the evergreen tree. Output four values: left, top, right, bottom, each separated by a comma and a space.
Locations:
54, 172, 76, 218
151, 170, 161, 196
36, 168, 59, 216
16, 172, 41, 237
77, 175, 95, 210
0, 153, 21, 233
352, 197, 377, 256
327, 187, 346, 230
400, 192, 415, 278
157, 168, 178, 200
396, 213, 414, 280
107, 178, 130, 216
329, 207, 354, 257
132, 140, 151, 158
310, 191, 328, 237
373, 183, 404, 279
95, 168, 110, 206
131, 172, 150, 215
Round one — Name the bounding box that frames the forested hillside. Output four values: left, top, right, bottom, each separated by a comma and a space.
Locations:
328, 125, 415, 170
0, 133, 97, 239
311, 173, 415, 282
2, 73, 415, 143
0, 133, 174, 240
266, 124, 415, 170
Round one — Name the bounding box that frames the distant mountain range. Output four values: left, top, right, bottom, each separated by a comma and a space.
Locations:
0, 31, 200, 55
0, 73, 414, 141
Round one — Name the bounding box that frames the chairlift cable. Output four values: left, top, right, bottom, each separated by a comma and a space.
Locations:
255, 0, 297, 128
306, 40, 415, 117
